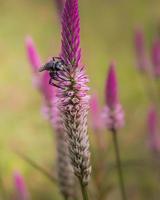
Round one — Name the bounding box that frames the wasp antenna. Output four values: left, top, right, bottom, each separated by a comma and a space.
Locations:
38, 65, 47, 72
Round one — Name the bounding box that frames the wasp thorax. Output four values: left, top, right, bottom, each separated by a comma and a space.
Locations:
55, 61, 65, 71
38, 57, 69, 88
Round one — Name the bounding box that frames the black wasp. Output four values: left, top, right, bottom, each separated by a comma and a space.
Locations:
39, 57, 68, 88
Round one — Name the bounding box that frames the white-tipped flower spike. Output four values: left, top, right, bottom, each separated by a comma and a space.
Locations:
58, 0, 91, 185
39, 0, 91, 186
56, 66, 91, 185
103, 62, 124, 131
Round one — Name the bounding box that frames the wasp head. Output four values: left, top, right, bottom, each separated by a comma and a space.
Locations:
39, 57, 65, 72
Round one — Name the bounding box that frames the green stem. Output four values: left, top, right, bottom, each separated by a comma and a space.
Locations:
111, 129, 127, 200
15, 151, 56, 183
79, 179, 89, 200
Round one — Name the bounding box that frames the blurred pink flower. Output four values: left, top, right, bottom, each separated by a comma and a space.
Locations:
134, 28, 148, 72
25, 36, 41, 72
36, 61, 75, 199
90, 94, 106, 149
40, 72, 55, 103
25, 37, 55, 118
147, 106, 160, 153
25, 36, 41, 89
151, 38, 160, 77
25, 3, 75, 198
90, 94, 105, 132
105, 62, 118, 108
103, 62, 124, 130
13, 171, 29, 200
40, 72, 58, 123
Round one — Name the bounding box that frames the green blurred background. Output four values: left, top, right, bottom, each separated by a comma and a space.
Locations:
1, 0, 160, 199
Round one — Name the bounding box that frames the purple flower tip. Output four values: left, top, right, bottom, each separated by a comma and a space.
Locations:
105, 62, 118, 108
61, 0, 81, 67
152, 38, 160, 77
14, 171, 28, 200
147, 106, 160, 152
134, 28, 148, 72
25, 36, 41, 72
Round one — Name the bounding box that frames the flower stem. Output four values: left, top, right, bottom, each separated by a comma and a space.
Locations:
79, 179, 89, 200
111, 129, 127, 200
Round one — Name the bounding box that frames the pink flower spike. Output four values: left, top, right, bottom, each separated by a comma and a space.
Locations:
134, 28, 148, 72
152, 38, 160, 77
104, 62, 124, 130
147, 106, 160, 153
25, 36, 41, 73
105, 62, 118, 109
13, 171, 29, 200
39, 0, 91, 186
61, 0, 81, 67
90, 94, 104, 132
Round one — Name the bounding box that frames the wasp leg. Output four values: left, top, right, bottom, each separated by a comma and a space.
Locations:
49, 72, 60, 81
52, 56, 61, 61
49, 78, 61, 88
55, 71, 70, 81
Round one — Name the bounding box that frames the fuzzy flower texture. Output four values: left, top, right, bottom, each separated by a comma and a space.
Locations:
41, 0, 91, 186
